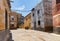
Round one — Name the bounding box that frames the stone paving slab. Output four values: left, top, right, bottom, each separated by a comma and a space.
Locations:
10, 29, 60, 41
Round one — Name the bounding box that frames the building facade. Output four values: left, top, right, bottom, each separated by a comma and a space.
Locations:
43, 0, 53, 32
17, 14, 24, 28
31, 0, 53, 32
24, 13, 31, 29
0, 0, 11, 30
19, 23, 24, 28
53, 0, 60, 34
31, 0, 60, 33
9, 12, 17, 29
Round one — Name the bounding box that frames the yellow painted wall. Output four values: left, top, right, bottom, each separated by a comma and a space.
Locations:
24, 13, 31, 29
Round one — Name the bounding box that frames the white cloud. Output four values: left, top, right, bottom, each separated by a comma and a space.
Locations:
15, 5, 25, 11
11, 5, 25, 11
37, 0, 42, 3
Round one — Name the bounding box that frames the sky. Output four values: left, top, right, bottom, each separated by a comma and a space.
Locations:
11, 0, 41, 16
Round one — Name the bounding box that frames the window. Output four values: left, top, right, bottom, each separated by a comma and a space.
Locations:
12, 18, 14, 20
38, 21, 40, 25
33, 13, 34, 17
11, 24, 14, 27
37, 10, 40, 14
11, 16, 14, 20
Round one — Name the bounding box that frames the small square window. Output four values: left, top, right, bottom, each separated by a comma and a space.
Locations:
11, 16, 14, 20
12, 18, 14, 20
11, 24, 14, 27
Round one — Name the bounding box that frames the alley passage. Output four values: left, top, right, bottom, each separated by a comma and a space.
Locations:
10, 29, 60, 41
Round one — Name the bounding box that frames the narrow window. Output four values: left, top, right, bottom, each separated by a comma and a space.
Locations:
33, 13, 34, 16
38, 21, 40, 25
37, 10, 40, 14
11, 24, 14, 27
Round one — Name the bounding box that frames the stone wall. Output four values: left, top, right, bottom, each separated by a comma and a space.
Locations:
0, 30, 10, 41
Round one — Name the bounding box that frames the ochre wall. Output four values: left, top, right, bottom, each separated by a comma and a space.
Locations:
24, 13, 31, 29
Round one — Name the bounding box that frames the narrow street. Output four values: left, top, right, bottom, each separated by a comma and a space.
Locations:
10, 29, 60, 41
0, 0, 60, 41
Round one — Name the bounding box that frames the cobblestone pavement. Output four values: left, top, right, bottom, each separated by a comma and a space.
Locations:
10, 29, 60, 41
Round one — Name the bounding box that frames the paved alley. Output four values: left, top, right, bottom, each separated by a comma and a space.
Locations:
10, 29, 60, 41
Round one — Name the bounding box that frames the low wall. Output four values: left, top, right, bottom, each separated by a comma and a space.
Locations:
53, 27, 60, 34
0, 30, 10, 41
